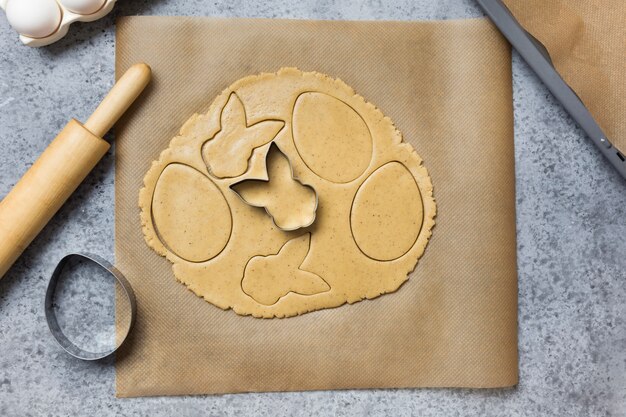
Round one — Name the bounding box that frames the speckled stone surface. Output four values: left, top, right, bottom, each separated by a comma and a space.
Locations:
0, 1, 625, 416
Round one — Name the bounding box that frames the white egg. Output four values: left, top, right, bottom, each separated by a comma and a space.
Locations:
5, 0, 62, 39
58, 0, 106, 15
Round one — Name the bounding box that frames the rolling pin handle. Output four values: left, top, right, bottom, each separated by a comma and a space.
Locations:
85, 63, 152, 138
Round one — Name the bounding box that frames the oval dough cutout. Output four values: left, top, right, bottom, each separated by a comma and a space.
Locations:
351, 162, 424, 261
292, 92, 372, 183
152, 163, 232, 262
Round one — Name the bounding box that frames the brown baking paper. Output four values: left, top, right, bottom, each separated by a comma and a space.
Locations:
503, 0, 626, 153
115, 17, 517, 397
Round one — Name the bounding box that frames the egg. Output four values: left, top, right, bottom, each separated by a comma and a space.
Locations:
152, 164, 232, 263
292, 92, 372, 183
351, 162, 424, 261
5, 0, 62, 39
58, 0, 106, 15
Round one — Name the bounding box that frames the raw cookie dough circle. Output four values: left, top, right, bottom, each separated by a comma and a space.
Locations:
140, 68, 436, 318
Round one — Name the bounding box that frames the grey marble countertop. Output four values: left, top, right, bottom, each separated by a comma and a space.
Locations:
0, 1, 625, 416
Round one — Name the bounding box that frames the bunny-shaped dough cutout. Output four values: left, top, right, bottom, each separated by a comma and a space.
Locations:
202, 93, 284, 179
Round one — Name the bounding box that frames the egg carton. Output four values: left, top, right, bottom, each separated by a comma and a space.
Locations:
0, 0, 116, 47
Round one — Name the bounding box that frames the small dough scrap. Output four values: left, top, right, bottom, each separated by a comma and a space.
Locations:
139, 68, 436, 318
242, 234, 329, 305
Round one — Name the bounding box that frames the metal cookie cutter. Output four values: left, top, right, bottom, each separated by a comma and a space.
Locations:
45, 253, 136, 360
230, 142, 319, 232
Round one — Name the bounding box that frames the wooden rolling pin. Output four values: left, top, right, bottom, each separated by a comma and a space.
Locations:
0, 63, 151, 279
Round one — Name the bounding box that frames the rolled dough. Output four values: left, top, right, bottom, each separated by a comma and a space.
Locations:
139, 68, 436, 318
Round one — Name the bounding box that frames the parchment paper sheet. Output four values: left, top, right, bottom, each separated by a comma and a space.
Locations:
503, 0, 626, 154
115, 17, 517, 397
